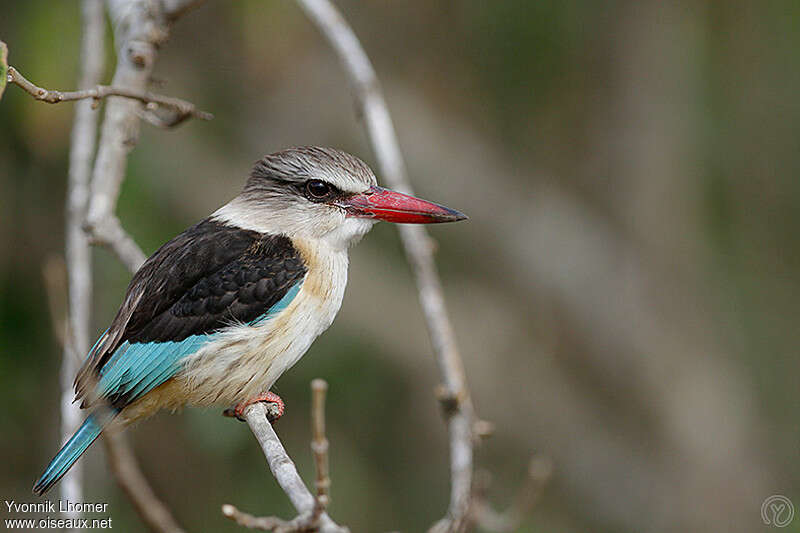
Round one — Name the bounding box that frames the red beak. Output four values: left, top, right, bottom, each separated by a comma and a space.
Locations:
336, 186, 467, 224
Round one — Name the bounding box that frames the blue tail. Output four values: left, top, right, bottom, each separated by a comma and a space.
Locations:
33, 414, 106, 495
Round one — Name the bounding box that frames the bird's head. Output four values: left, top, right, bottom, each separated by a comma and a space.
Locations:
216, 147, 467, 250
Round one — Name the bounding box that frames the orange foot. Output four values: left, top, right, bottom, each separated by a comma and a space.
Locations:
223, 391, 285, 423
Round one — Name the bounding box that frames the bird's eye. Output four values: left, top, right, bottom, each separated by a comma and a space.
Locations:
305, 179, 331, 199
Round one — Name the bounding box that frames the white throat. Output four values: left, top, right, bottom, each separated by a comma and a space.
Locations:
211, 197, 376, 252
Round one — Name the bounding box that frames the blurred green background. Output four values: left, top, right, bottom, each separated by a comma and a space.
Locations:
1, 1, 799, 532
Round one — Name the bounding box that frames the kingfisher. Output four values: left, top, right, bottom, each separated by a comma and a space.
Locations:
34, 146, 466, 495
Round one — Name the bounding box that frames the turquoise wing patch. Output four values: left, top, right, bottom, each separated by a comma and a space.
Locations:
93, 279, 304, 407
97, 334, 211, 404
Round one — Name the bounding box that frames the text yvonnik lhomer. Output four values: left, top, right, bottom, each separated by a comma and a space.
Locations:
4, 499, 113, 529
6, 499, 108, 514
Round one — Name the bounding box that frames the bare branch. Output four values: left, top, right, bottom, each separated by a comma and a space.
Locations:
5, 66, 212, 124
296, 1, 476, 530
224, 401, 348, 533
86, 214, 147, 272
57, 1, 107, 525
223, 505, 320, 533
85, 0, 203, 267
102, 432, 186, 533
310, 379, 331, 510
471, 456, 554, 532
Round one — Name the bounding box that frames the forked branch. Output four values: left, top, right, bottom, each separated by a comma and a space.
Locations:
223, 381, 347, 533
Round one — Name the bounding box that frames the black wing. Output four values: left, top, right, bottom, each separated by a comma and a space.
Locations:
74, 218, 307, 402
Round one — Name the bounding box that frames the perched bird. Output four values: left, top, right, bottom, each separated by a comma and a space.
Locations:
33, 146, 466, 495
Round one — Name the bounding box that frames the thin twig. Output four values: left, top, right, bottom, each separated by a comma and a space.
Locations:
224, 401, 348, 533
223, 505, 320, 533
86, 214, 147, 272
296, 1, 476, 531
310, 379, 331, 511
6, 66, 213, 125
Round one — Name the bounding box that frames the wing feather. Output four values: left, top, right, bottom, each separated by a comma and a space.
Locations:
75, 218, 307, 409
